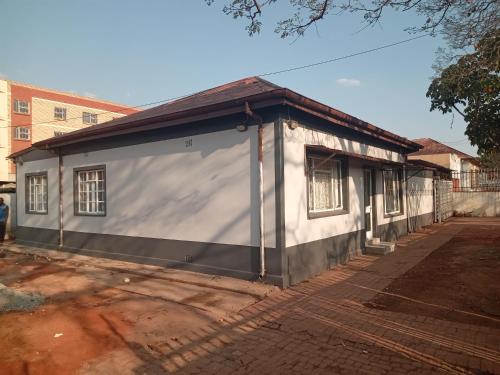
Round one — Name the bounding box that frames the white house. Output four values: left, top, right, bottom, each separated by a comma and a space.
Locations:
10, 77, 435, 287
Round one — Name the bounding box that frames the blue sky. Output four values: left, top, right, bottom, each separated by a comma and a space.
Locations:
0, 0, 476, 155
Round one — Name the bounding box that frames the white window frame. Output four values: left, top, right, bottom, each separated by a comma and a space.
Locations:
74, 166, 106, 216
54, 107, 67, 120
26, 173, 48, 214
308, 156, 344, 216
54, 131, 66, 137
82, 112, 98, 125
15, 127, 31, 140
14, 99, 30, 114
383, 169, 402, 215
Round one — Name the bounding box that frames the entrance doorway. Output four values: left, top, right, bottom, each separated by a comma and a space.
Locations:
364, 169, 374, 240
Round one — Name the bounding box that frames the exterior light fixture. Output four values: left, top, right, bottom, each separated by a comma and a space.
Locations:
236, 124, 248, 132
287, 120, 299, 130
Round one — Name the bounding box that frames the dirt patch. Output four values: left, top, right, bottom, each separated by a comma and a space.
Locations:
366, 224, 500, 328
0, 249, 273, 373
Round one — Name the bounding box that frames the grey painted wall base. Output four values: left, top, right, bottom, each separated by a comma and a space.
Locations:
408, 212, 434, 233
376, 218, 408, 242
284, 230, 363, 286
15, 226, 285, 287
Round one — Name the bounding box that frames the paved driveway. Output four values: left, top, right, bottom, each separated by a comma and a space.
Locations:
157, 218, 500, 374
1, 218, 500, 374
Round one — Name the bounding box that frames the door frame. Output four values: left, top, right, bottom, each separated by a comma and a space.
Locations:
363, 168, 377, 241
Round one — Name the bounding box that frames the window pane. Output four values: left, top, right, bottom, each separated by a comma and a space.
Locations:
313, 171, 333, 211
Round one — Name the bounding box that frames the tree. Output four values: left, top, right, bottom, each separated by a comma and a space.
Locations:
206, 0, 499, 50
426, 30, 499, 156
207, 0, 499, 155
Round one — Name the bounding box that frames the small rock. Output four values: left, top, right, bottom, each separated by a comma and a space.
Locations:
123, 278, 130, 283
54, 333, 63, 338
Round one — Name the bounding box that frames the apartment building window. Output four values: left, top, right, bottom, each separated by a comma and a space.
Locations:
54, 131, 66, 137
14, 99, 30, 114
307, 151, 348, 218
54, 107, 67, 120
74, 165, 106, 216
383, 169, 403, 215
26, 172, 48, 214
82, 112, 98, 125
14, 127, 31, 140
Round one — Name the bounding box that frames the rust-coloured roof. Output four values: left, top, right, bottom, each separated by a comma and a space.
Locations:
411, 138, 474, 159
10, 77, 421, 158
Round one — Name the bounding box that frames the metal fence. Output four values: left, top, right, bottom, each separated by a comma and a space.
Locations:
451, 169, 500, 192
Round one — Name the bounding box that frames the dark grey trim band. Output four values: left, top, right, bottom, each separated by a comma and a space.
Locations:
285, 229, 363, 286
274, 116, 288, 287
14, 226, 285, 287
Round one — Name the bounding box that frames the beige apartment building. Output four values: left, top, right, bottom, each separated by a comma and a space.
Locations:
0, 79, 139, 182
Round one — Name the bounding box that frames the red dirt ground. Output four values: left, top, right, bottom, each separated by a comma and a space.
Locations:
367, 223, 500, 329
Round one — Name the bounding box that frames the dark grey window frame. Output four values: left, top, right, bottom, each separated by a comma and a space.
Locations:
73, 164, 107, 217
306, 148, 350, 219
382, 168, 405, 218
25, 171, 48, 215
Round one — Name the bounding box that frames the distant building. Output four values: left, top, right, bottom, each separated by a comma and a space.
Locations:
0, 79, 140, 182
409, 138, 480, 173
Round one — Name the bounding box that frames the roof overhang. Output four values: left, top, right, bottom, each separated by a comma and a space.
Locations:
306, 144, 405, 166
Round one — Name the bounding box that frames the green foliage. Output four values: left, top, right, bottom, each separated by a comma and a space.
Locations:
426, 30, 500, 156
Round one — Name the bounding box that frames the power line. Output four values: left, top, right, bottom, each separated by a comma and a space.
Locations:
259, 34, 429, 77
1, 34, 430, 130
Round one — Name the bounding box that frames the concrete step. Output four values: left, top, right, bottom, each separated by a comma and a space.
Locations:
364, 241, 395, 256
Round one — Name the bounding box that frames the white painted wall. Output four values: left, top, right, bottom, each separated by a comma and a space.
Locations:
16, 157, 60, 230
453, 191, 500, 216
283, 122, 406, 247
16, 124, 276, 248
406, 171, 434, 219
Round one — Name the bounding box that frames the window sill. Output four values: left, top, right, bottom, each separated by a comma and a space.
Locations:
74, 212, 106, 217
14, 139, 31, 142
308, 209, 349, 219
13, 112, 30, 116
26, 211, 48, 215
383, 211, 404, 219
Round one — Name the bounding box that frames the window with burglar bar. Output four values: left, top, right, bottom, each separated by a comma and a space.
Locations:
26, 173, 48, 214
14, 99, 30, 114
82, 112, 98, 125
15, 127, 30, 140
307, 155, 345, 215
54, 107, 67, 120
75, 167, 106, 215
383, 169, 402, 215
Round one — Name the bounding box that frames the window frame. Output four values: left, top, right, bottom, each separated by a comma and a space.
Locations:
25, 172, 48, 215
73, 165, 107, 217
82, 112, 98, 125
14, 126, 31, 141
54, 131, 66, 137
54, 106, 67, 120
306, 150, 349, 219
14, 99, 30, 115
382, 168, 404, 217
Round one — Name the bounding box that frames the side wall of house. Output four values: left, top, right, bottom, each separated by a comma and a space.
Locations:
282, 121, 408, 285
406, 170, 434, 232
15, 122, 281, 284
